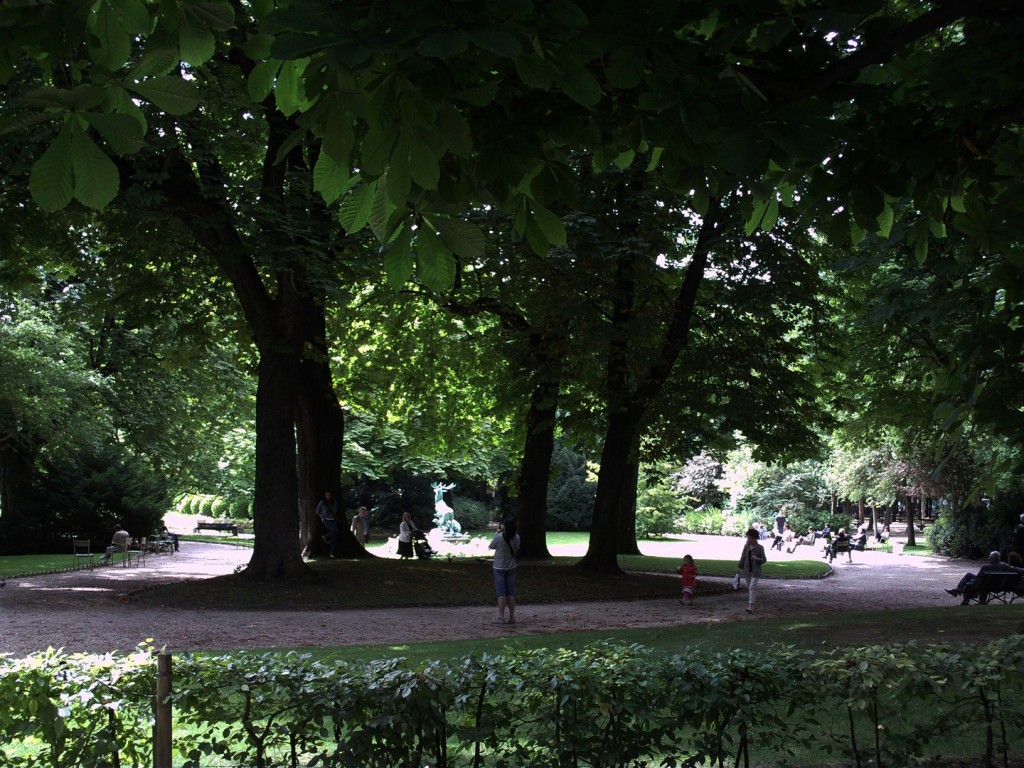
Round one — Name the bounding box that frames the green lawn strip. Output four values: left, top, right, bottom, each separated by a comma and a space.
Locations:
194, 605, 1024, 664
0, 553, 84, 577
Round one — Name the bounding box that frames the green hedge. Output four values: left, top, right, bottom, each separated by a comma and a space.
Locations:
2, 638, 1022, 767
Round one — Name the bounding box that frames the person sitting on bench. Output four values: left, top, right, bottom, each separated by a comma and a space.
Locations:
946, 551, 1024, 605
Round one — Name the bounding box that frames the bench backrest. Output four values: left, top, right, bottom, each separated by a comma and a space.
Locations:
976, 571, 1024, 591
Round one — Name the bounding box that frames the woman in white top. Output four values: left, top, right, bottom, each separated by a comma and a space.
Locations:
489, 519, 520, 625
397, 513, 416, 559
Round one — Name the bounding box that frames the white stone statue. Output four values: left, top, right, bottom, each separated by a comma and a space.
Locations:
431, 481, 463, 537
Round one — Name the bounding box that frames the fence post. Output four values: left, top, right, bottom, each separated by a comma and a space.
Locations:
154, 651, 173, 768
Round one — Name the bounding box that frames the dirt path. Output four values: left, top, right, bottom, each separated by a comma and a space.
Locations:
0, 537, 976, 657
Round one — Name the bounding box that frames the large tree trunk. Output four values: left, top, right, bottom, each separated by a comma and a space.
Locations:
615, 458, 641, 555
515, 339, 560, 559
579, 197, 719, 572
294, 304, 367, 559
905, 494, 917, 547
580, 410, 643, 572
243, 347, 312, 580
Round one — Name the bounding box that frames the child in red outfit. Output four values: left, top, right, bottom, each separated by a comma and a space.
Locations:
677, 554, 698, 606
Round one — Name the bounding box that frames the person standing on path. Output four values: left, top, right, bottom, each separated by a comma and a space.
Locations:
351, 506, 370, 546
489, 518, 520, 625
397, 513, 417, 559
1012, 513, 1024, 560
737, 528, 767, 613
677, 554, 698, 606
315, 491, 339, 558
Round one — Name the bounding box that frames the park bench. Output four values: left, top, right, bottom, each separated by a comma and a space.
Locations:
194, 521, 239, 536
959, 571, 1024, 605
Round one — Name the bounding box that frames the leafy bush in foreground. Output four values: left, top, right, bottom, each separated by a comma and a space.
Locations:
1, 638, 1022, 767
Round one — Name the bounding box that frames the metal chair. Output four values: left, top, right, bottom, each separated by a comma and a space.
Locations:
72, 539, 95, 569
128, 537, 147, 567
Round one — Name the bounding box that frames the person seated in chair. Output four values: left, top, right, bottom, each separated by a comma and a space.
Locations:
99, 524, 131, 564
787, 526, 816, 553
825, 528, 850, 562
850, 529, 868, 551
875, 524, 890, 544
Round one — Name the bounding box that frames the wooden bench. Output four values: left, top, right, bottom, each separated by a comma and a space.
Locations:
961, 571, 1024, 605
194, 521, 239, 536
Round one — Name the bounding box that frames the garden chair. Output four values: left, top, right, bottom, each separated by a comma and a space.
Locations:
72, 539, 95, 569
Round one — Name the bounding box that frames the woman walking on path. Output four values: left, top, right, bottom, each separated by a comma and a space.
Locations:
737, 528, 767, 613
489, 519, 520, 625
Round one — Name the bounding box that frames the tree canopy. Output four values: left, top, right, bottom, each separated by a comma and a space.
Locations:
2, 0, 1023, 572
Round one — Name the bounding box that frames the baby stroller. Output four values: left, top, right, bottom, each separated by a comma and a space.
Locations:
412, 530, 436, 559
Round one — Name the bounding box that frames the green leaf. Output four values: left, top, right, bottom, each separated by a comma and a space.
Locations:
417, 28, 468, 59
876, 203, 894, 238
270, 33, 330, 60
361, 124, 396, 178
273, 125, 309, 165
67, 85, 108, 112
559, 63, 601, 107
386, 138, 412, 203
20, 87, 73, 110
606, 47, 644, 89
178, 21, 216, 65
274, 59, 308, 116
91, 1, 131, 70
110, 0, 152, 34
433, 216, 485, 259
29, 126, 75, 212
129, 48, 178, 79
408, 136, 440, 190
416, 228, 456, 291
130, 77, 201, 114
438, 104, 472, 157
368, 180, 398, 242
546, 0, 588, 28
532, 204, 566, 246
453, 82, 499, 106
761, 196, 779, 232
914, 223, 929, 264
189, 1, 235, 31
466, 26, 522, 58
0, 112, 56, 136
313, 152, 356, 205
83, 111, 145, 155
515, 55, 554, 89
248, 60, 281, 103
383, 227, 414, 289
338, 181, 375, 232
71, 123, 119, 209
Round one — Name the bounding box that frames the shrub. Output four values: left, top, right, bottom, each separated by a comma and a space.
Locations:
5, 440, 170, 554
635, 483, 684, 539
546, 443, 595, 531
451, 495, 492, 530
3, 638, 1023, 768
210, 496, 227, 518
199, 495, 216, 517
928, 494, 1021, 558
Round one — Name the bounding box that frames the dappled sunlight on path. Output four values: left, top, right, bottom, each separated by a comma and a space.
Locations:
0, 536, 980, 657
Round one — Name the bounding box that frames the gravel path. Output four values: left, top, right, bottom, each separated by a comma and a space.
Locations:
0, 537, 973, 657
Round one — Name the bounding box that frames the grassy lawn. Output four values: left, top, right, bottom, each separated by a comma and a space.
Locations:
227, 604, 1024, 665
